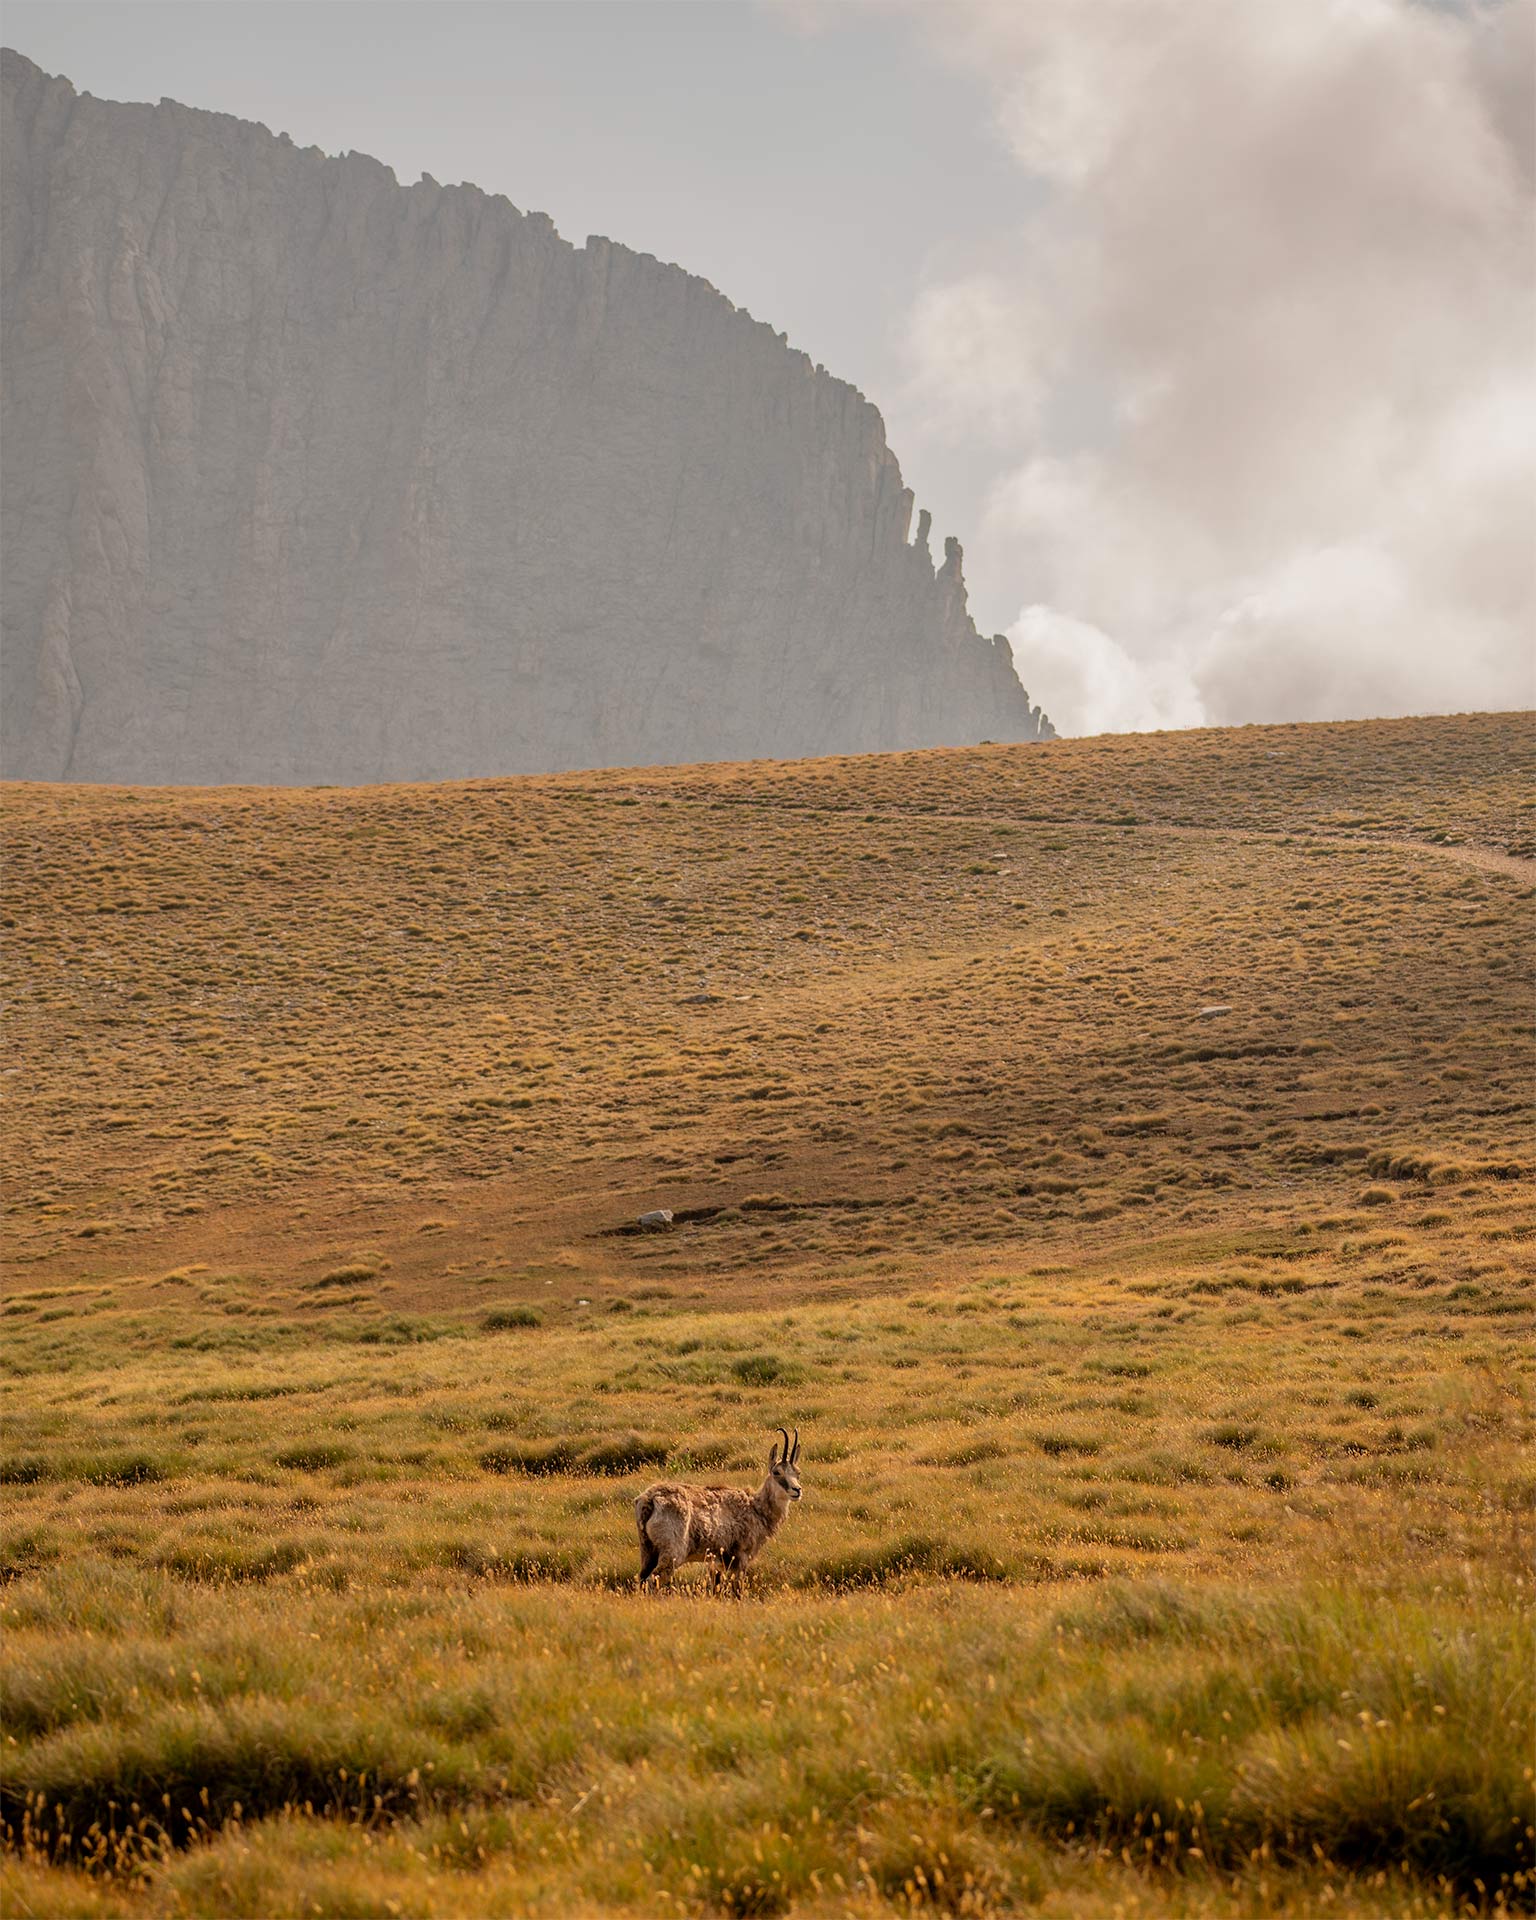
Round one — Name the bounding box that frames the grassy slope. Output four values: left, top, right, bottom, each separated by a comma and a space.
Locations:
1, 713, 1532, 1917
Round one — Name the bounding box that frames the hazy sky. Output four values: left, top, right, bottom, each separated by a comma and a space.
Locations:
6, 0, 1532, 734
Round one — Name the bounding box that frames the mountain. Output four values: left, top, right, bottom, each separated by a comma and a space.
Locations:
0, 50, 1051, 785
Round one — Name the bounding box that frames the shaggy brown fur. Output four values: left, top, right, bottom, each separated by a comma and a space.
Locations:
636, 1428, 802, 1590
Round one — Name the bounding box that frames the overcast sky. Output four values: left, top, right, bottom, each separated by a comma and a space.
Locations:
6, 0, 1532, 734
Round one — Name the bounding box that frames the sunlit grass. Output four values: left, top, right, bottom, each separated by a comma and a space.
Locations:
2, 1259, 1531, 1913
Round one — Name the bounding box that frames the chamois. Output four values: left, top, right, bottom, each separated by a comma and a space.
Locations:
635, 1428, 802, 1590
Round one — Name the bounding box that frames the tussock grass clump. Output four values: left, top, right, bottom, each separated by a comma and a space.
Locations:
576, 1434, 670, 1477
922, 1437, 1009, 1467
1105, 1111, 1171, 1136
1032, 1431, 1101, 1457
420, 1541, 578, 1583
312, 1264, 377, 1288
865, 1803, 1017, 1913
801, 1534, 1013, 1589
665, 1436, 735, 1471
150, 1540, 311, 1585
272, 1444, 350, 1472
5, 1453, 178, 1489
729, 1352, 795, 1387
178, 1381, 303, 1405
478, 1440, 577, 1477
477, 1435, 669, 1478
481, 1306, 541, 1331
353, 1316, 448, 1345
2, 1699, 467, 1862
1051, 1577, 1211, 1646
970, 1586, 1531, 1885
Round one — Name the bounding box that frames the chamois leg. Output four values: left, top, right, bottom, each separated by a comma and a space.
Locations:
636, 1495, 663, 1586
638, 1502, 687, 1589
649, 1545, 683, 1591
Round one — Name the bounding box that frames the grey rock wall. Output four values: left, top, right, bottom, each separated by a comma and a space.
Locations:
0, 50, 1052, 784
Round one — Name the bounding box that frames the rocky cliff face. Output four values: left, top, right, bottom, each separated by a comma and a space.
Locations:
0, 51, 1051, 784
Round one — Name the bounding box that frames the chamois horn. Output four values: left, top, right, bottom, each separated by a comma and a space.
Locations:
774, 1426, 791, 1465
790, 1427, 800, 1464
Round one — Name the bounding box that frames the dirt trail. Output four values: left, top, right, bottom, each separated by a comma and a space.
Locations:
1081, 820, 1536, 882
605, 781, 1536, 883
1363, 836, 1536, 881
1138, 824, 1536, 881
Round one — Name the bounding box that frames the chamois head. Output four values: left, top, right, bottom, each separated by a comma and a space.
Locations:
769, 1426, 802, 1501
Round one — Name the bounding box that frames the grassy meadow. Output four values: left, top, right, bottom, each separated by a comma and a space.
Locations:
2, 713, 1533, 1917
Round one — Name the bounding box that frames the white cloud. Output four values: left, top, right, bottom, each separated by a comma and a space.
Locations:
1009, 606, 1203, 735
902, 274, 1054, 441
880, 0, 1536, 733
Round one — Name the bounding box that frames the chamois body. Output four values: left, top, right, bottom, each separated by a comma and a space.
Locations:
636, 1428, 802, 1589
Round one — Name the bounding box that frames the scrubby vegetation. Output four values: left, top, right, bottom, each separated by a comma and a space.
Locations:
2, 714, 1532, 1915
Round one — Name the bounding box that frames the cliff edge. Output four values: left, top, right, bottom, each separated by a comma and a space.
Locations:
0, 50, 1052, 783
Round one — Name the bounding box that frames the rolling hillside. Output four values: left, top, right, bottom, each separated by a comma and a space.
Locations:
4, 711, 1531, 1304
2, 712, 1532, 1918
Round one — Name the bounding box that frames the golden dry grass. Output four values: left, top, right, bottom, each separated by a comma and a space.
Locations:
3, 712, 1532, 1304
1, 712, 1532, 1918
